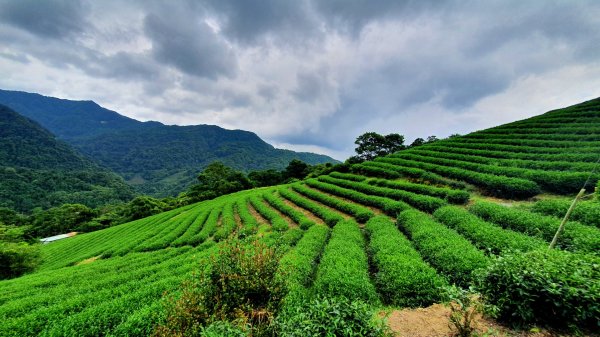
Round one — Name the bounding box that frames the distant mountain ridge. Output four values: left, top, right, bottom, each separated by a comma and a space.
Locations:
0, 104, 134, 212
0, 89, 338, 196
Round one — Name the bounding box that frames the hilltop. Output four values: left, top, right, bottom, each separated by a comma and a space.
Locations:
0, 105, 134, 212
0, 98, 599, 336
0, 89, 338, 196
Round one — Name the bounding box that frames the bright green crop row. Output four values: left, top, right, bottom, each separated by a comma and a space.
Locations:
397, 210, 489, 287
292, 183, 374, 222
313, 219, 378, 303
465, 132, 600, 142
423, 144, 600, 163
316, 175, 447, 213
377, 157, 540, 199
478, 126, 600, 135
389, 153, 595, 194
532, 199, 600, 228
182, 207, 221, 246
444, 135, 600, 147
171, 208, 211, 246
277, 224, 330, 289
433, 206, 546, 254
468, 201, 600, 254
0, 245, 216, 336
134, 206, 202, 252
354, 161, 465, 189
432, 140, 600, 154
249, 195, 289, 231
408, 148, 598, 173
303, 179, 409, 217
236, 197, 259, 237
264, 191, 315, 229
278, 187, 344, 227
367, 178, 469, 204
365, 216, 445, 307
214, 201, 238, 241
329, 172, 469, 204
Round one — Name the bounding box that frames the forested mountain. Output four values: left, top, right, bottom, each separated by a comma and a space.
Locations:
0, 89, 337, 196
0, 105, 134, 212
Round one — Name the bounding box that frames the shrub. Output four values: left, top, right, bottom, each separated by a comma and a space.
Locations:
532, 199, 600, 228
301, 179, 409, 217
263, 191, 315, 229
154, 240, 286, 336
275, 296, 391, 337
249, 195, 289, 232
0, 241, 41, 279
278, 187, 344, 227
313, 219, 378, 303
433, 206, 545, 255
316, 176, 447, 213
397, 210, 489, 287
292, 183, 374, 222
368, 178, 470, 204
477, 249, 600, 330
469, 201, 600, 254
366, 216, 445, 307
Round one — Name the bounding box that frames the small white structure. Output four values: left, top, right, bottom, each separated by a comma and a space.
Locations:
40, 232, 77, 244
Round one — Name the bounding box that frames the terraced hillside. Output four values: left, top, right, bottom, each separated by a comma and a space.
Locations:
1, 99, 599, 335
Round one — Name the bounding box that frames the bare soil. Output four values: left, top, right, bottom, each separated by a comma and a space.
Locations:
303, 184, 385, 217
383, 303, 573, 337
260, 198, 298, 228
75, 256, 100, 266
247, 202, 270, 226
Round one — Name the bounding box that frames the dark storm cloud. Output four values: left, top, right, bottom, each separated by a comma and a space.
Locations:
144, 12, 237, 79
0, 0, 88, 39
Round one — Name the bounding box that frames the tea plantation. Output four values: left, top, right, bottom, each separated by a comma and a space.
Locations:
1, 98, 599, 335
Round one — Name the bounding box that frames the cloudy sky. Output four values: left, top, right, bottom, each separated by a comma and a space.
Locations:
1, 0, 599, 159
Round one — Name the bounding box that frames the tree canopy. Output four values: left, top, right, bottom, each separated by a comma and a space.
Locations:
352, 132, 406, 162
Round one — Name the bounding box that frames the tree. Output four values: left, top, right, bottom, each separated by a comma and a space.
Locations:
353, 132, 406, 161
30, 204, 96, 238
248, 169, 284, 187
426, 135, 439, 143
187, 162, 252, 202
124, 196, 169, 221
410, 137, 426, 147
0, 224, 41, 279
284, 159, 310, 180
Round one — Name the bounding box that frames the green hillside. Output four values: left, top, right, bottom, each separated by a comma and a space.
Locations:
1, 99, 599, 335
0, 89, 338, 197
0, 105, 134, 212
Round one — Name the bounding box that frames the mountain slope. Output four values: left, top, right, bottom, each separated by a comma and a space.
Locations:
0, 89, 338, 196
0, 104, 134, 212
1, 98, 599, 335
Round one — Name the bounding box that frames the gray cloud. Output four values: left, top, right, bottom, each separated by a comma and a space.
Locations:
0, 0, 599, 160
0, 0, 88, 39
144, 11, 237, 79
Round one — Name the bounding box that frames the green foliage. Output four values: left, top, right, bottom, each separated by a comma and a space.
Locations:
277, 225, 330, 290
284, 159, 310, 180
187, 162, 253, 202
314, 219, 378, 303
397, 210, 489, 287
443, 286, 482, 337
366, 216, 446, 307
29, 204, 96, 238
354, 161, 466, 189
155, 240, 286, 336
367, 177, 470, 204
249, 195, 289, 232
353, 132, 406, 162
532, 198, 600, 228
248, 169, 283, 187
378, 156, 540, 199
477, 249, 600, 330
302, 179, 409, 217
0, 105, 134, 213
433, 206, 545, 255
469, 201, 600, 254
0, 241, 41, 280
278, 187, 344, 227
317, 175, 447, 213
263, 191, 316, 229
292, 183, 375, 223
275, 296, 392, 337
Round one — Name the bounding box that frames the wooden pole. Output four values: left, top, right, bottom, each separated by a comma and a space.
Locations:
549, 188, 586, 250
